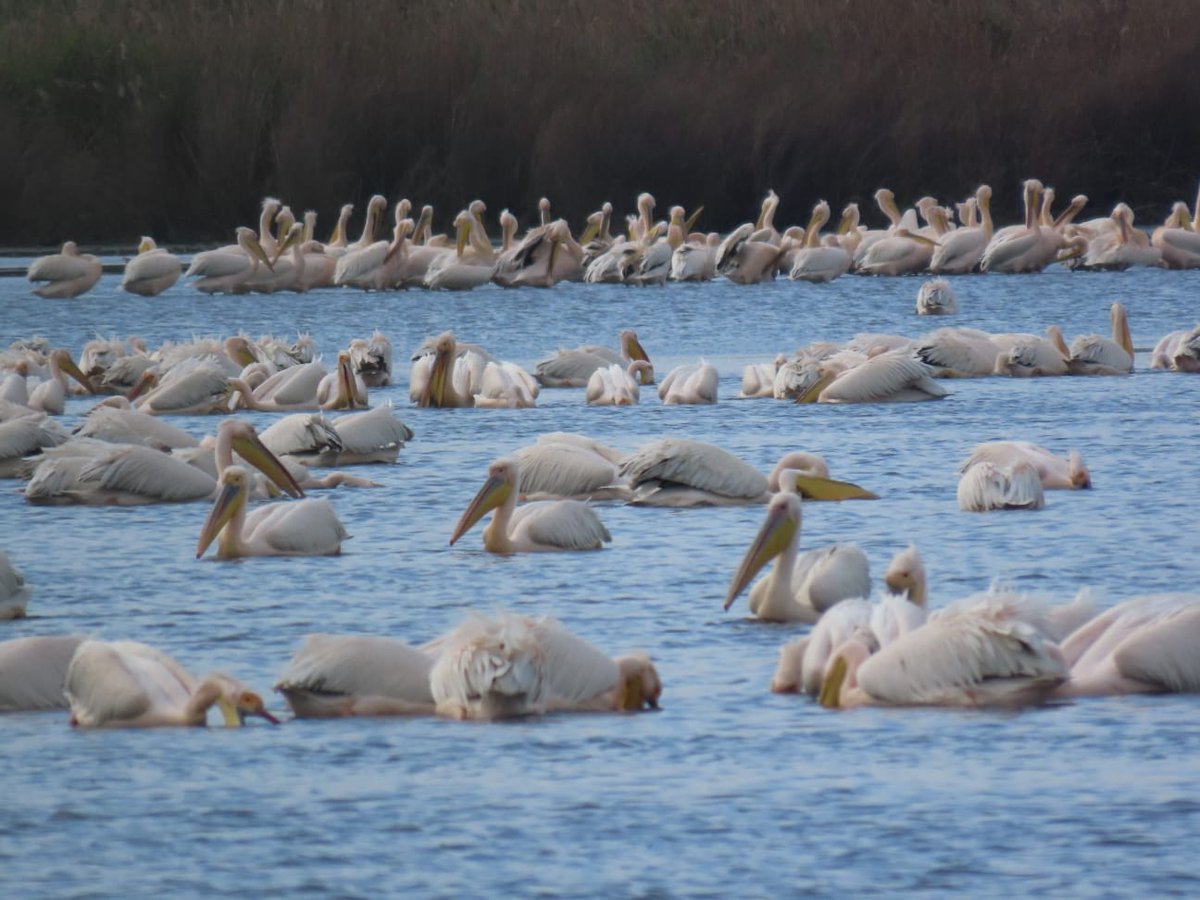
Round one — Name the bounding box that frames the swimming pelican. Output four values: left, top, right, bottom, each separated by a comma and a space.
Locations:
658, 360, 719, 404
259, 403, 412, 467
1080, 204, 1163, 270
231, 351, 365, 411
671, 233, 721, 281
511, 433, 629, 500
1067, 302, 1134, 375
0, 635, 87, 711
1151, 323, 1200, 372
428, 612, 660, 719
740, 354, 785, 398
27, 241, 102, 298
534, 330, 653, 388
715, 224, 789, 284
586, 362, 647, 405
274, 634, 435, 717
798, 351, 948, 403
0, 413, 69, 477
0, 552, 30, 620
789, 202, 857, 283
960, 441, 1089, 490
449, 457, 611, 553
818, 592, 1068, 709
187, 227, 275, 294
856, 227, 936, 276
993, 326, 1070, 377
1151, 202, 1200, 269
913, 327, 1001, 377
724, 492, 871, 623
65, 639, 279, 727
27, 348, 94, 414
915, 279, 958, 315
348, 331, 393, 387
196, 465, 348, 558
980, 180, 1046, 273
1057, 594, 1200, 696
424, 209, 494, 290
120, 237, 182, 296
929, 185, 993, 273
957, 460, 1046, 511
74, 398, 200, 449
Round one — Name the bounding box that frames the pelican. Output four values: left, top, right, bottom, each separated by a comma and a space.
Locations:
957, 460, 1046, 511
1080, 204, 1163, 270
915, 279, 958, 315
715, 224, 789, 284
232, 351, 365, 412
534, 329, 653, 388
671, 233, 721, 282
25, 418, 302, 505
0, 635, 87, 711
65, 639, 279, 728
789, 202, 857, 283
260, 403, 412, 467
960, 441, 1090, 490
621, 440, 874, 506
980, 179, 1044, 273
740, 355, 785, 398
0, 414, 69, 478
27, 348, 94, 415
120, 237, 182, 296
798, 351, 948, 403
1067, 302, 1134, 375
27, 241, 102, 298
856, 227, 936, 276
1057, 594, 1200, 696
334, 206, 410, 289
913, 327, 1000, 377
724, 492, 871, 623
197, 466, 348, 558
449, 457, 611, 553
127, 361, 236, 415
511, 433, 629, 500
993, 326, 1070, 377
658, 360, 719, 405
274, 634, 435, 717
424, 210, 494, 290
74, 397, 199, 450
187, 227, 275, 294
1151, 324, 1200, 372
1151, 202, 1200, 269
818, 592, 1068, 709
428, 612, 660, 719
0, 552, 30, 620
585, 362, 647, 406
472, 360, 539, 409
348, 331, 393, 387
929, 185, 993, 273
410, 332, 486, 408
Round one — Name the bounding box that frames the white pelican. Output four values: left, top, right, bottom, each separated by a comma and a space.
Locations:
980, 180, 1045, 273
197, 466, 348, 558
715, 224, 789, 284
333, 206, 410, 289
449, 457, 611, 553
798, 351, 948, 403
740, 355, 785, 398
25, 418, 302, 505
534, 330, 653, 388
960, 441, 1090, 490
929, 185, 993, 274
658, 360, 719, 405
789, 202, 856, 283
1067, 302, 1134, 375
856, 227, 936, 276
500, 219, 584, 288
348, 331, 393, 387
1151, 202, 1200, 270
27, 241, 102, 299
913, 327, 1000, 378
27, 348, 94, 415
1151, 324, 1200, 372
244, 223, 309, 293
0, 413, 69, 477
993, 326, 1070, 377
512, 433, 629, 500
274, 634, 436, 717
1080, 204, 1163, 270
957, 460, 1045, 511
410, 332, 486, 408
128, 361, 235, 415
585, 362, 646, 406
187, 227, 275, 294
472, 360, 539, 409
1057, 594, 1200, 696
724, 492, 871, 623
671, 233, 721, 281
424, 209, 494, 290
232, 351, 365, 412
818, 592, 1068, 709
0, 552, 30, 620
120, 237, 182, 296
73, 397, 200, 450
428, 612, 660, 719
260, 403, 412, 467
65, 639, 279, 728
915, 279, 958, 315
0, 635, 87, 711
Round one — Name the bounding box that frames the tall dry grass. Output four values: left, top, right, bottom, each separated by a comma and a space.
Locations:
2, 0, 1198, 243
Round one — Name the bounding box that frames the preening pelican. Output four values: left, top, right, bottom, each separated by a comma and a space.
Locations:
260, 402, 412, 467
658, 360, 719, 405
586, 362, 647, 405
1067, 302, 1134, 375
915, 279, 958, 315
65, 639, 279, 728
197, 466, 348, 558
716, 224, 789, 284
798, 351, 948, 403
1151, 324, 1200, 372
410, 332, 534, 409
993, 326, 1070, 377
0, 413, 69, 478
0, 552, 31, 619
511, 433, 628, 500
0, 635, 86, 711
534, 330, 653, 388
914, 328, 1000, 377
275, 634, 435, 717
1080, 204, 1163, 270
930, 185, 993, 274
960, 441, 1090, 490
120, 237, 182, 296
818, 592, 1068, 709
348, 331, 393, 386
740, 354, 785, 398
1057, 594, 1200, 696
187, 227, 275, 294
232, 351, 365, 411
449, 457, 611, 553
428, 612, 660, 719
957, 459, 1045, 511
1151, 203, 1200, 270
74, 397, 201, 450
27, 242, 102, 299
724, 492, 871, 623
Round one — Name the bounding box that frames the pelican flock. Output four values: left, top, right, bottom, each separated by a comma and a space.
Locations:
3, 177, 1199, 744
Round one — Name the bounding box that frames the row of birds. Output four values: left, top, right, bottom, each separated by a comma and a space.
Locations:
24, 179, 1200, 299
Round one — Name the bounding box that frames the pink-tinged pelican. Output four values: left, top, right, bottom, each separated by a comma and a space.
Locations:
585, 362, 648, 405
658, 360, 719, 405
428, 612, 660, 719
196, 466, 348, 559
27, 241, 102, 298
449, 457, 611, 553
724, 492, 871, 623
27, 349, 95, 415
186, 227, 276, 294
0, 635, 87, 710
1057, 594, 1200, 696
534, 330, 653, 388
957, 460, 1045, 511
0, 414, 69, 477
960, 441, 1090, 490
65, 639, 279, 728
231, 351, 366, 412
511, 433, 629, 501
120, 237, 182, 296
1151, 324, 1200, 372
929, 185, 993, 274
1067, 302, 1134, 375
915, 279, 958, 315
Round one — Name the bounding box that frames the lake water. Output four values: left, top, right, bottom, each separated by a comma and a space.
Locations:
1, 264, 1198, 897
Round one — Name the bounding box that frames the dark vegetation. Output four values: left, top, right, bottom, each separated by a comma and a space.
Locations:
2, 0, 1198, 244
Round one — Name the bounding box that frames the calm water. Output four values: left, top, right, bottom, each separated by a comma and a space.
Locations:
2, 266, 1199, 897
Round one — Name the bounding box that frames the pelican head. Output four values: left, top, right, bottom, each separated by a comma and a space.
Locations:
236, 226, 273, 270
271, 222, 305, 265
817, 636, 874, 709
614, 654, 661, 711
1068, 450, 1091, 489
725, 492, 800, 610
49, 348, 95, 393
211, 674, 281, 726
328, 203, 354, 246
537, 197, 551, 226
125, 368, 158, 402
217, 419, 305, 498
196, 466, 251, 558
884, 544, 927, 607
137, 236, 157, 254
301, 210, 317, 242
454, 210, 473, 257
450, 458, 518, 546
619, 330, 653, 383
579, 210, 603, 245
